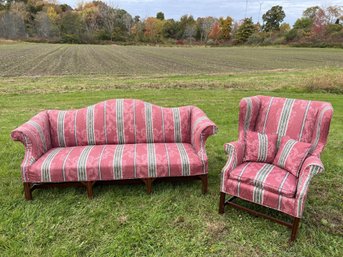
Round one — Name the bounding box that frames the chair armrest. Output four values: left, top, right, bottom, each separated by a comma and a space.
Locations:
295, 156, 324, 217
191, 107, 218, 162
11, 111, 52, 181
221, 140, 245, 191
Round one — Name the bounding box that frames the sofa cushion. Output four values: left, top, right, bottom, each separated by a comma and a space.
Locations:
273, 136, 311, 177
28, 143, 204, 182
244, 131, 278, 163
48, 99, 192, 147
228, 162, 297, 198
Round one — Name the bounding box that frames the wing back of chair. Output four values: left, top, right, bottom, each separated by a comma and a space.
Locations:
48, 99, 192, 147
238, 96, 333, 156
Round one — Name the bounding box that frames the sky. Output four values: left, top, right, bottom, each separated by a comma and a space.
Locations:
61, 0, 342, 25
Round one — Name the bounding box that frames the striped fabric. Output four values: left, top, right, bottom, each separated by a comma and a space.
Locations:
228, 162, 297, 198
273, 136, 311, 177
221, 95, 333, 218
12, 100, 217, 185
48, 99, 193, 147
11, 111, 52, 182
28, 143, 204, 182
244, 131, 278, 163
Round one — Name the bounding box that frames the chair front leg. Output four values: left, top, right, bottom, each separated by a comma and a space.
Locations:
290, 217, 301, 242
219, 192, 226, 214
199, 174, 208, 194
23, 182, 33, 201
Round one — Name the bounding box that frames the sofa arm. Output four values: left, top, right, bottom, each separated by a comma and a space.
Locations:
11, 111, 52, 181
294, 156, 324, 217
191, 107, 218, 162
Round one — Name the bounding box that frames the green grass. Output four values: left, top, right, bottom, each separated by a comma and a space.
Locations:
0, 44, 342, 256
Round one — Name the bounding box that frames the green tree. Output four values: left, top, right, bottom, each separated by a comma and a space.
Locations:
156, 11, 164, 20
262, 5, 285, 32
293, 17, 312, 31
235, 17, 256, 43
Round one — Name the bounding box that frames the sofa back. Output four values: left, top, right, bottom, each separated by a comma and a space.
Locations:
239, 95, 333, 156
48, 99, 192, 147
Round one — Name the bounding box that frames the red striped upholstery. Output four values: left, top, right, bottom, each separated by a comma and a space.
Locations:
11, 99, 217, 183
228, 162, 297, 198
273, 136, 311, 177
221, 96, 333, 218
48, 99, 192, 147
28, 144, 203, 182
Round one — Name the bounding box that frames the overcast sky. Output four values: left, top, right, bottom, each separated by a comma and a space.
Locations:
61, 0, 342, 25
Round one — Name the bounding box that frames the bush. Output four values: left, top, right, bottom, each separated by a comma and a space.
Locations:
246, 33, 264, 45
285, 29, 298, 41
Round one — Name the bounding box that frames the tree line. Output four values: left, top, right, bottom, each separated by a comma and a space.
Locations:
0, 0, 342, 47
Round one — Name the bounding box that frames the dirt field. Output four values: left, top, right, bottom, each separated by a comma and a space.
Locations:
1, 43, 343, 76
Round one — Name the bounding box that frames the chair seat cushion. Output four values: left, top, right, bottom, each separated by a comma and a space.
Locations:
29, 143, 204, 182
228, 162, 297, 198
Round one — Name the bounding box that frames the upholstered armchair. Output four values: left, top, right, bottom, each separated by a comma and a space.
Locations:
219, 95, 333, 241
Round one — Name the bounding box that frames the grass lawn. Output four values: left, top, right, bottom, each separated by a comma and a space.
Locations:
0, 44, 342, 256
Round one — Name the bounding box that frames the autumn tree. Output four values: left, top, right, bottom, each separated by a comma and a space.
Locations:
262, 5, 285, 32
144, 17, 164, 42
209, 21, 221, 41
219, 16, 233, 40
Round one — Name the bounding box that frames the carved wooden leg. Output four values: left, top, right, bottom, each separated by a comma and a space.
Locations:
200, 174, 208, 194
23, 182, 32, 201
86, 181, 94, 199
219, 192, 226, 214
143, 178, 153, 194
290, 217, 301, 242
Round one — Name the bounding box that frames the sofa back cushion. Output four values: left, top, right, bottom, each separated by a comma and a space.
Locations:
48, 99, 192, 147
254, 96, 318, 144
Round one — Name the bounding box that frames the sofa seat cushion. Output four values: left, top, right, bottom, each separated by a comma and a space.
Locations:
228, 162, 297, 198
28, 143, 204, 182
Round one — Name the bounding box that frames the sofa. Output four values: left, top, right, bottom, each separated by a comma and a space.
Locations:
219, 95, 333, 241
11, 99, 217, 200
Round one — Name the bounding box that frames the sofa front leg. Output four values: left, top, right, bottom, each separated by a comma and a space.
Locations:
143, 178, 154, 194
23, 182, 32, 201
86, 181, 94, 199
219, 192, 226, 214
199, 174, 208, 194
290, 217, 301, 242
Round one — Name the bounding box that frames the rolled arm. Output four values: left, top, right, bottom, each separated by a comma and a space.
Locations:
191, 107, 218, 162
11, 111, 52, 181
295, 156, 324, 217
221, 141, 245, 191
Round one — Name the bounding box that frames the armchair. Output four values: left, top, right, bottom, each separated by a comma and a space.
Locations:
219, 96, 333, 241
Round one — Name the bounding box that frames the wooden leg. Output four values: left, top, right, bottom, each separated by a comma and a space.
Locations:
86, 181, 94, 199
143, 178, 153, 194
219, 192, 226, 214
290, 217, 301, 242
23, 183, 32, 201
200, 174, 208, 194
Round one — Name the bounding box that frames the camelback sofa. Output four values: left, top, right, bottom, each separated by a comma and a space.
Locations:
219, 96, 333, 241
11, 99, 217, 200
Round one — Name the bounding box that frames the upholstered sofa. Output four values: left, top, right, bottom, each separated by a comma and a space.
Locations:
11, 99, 217, 200
219, 95, 333, 241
